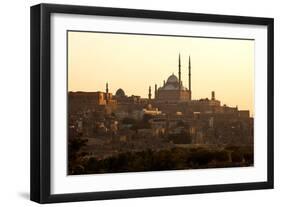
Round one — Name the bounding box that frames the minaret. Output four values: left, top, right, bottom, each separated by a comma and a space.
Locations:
188, 56, 192, 101
188, 55, 191, 92
178, 53, 181, 90
154, 84, 158, 99
211, 91, 215, 100
105, 82, 109, 104
148, 86, 152, 100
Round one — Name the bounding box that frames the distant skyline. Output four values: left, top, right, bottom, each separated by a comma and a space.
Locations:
68, 31, 254, 115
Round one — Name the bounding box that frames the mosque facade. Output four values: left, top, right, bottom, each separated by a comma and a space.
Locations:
154, 54, 192, 103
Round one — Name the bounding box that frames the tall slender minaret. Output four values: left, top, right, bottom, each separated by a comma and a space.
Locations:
105, 82, 109, 104
154, 84, 158, 99
178, 53, 181, 90
188, 56, 192, 101
106, 82, 109, 93
188, 55, 191, 92
148, 86, 152, 100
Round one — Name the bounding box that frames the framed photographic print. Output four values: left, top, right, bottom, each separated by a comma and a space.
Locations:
30, 3, 274, 203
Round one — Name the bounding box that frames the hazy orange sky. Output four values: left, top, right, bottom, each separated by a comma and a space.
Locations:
68, 31, 254, 115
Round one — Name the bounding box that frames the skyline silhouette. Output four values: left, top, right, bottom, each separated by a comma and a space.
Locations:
68, 31, 254, 115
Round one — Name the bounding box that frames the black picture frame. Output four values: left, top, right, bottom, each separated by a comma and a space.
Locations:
30, 3, 274, 204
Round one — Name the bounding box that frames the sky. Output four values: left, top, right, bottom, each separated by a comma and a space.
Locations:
68, 31, 254, 116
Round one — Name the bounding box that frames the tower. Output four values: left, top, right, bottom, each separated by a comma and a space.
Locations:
188, 56, 192, 101
211, 91, 215, 100
154, 84, 158, 99
188, 55, 191, 92
148, 86, 152, 100
178, 53, 181, 90
106, 82, 109, 94
105, 82, 109, 104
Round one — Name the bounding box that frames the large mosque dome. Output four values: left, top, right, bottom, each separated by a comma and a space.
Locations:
159, 73, 181, 91
166, 74, 179, 83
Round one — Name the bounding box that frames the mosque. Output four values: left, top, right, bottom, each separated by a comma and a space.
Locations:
152, 54, 192, 103
112, 54, 192, 105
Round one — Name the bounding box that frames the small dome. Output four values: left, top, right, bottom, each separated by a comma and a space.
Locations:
167, 74, 179, 83
115, 88, 125, 97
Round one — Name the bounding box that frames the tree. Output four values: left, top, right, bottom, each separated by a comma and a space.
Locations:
68, 136, 88, 174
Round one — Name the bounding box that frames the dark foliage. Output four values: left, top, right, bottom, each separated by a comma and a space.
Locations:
70, 145, 254, 175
